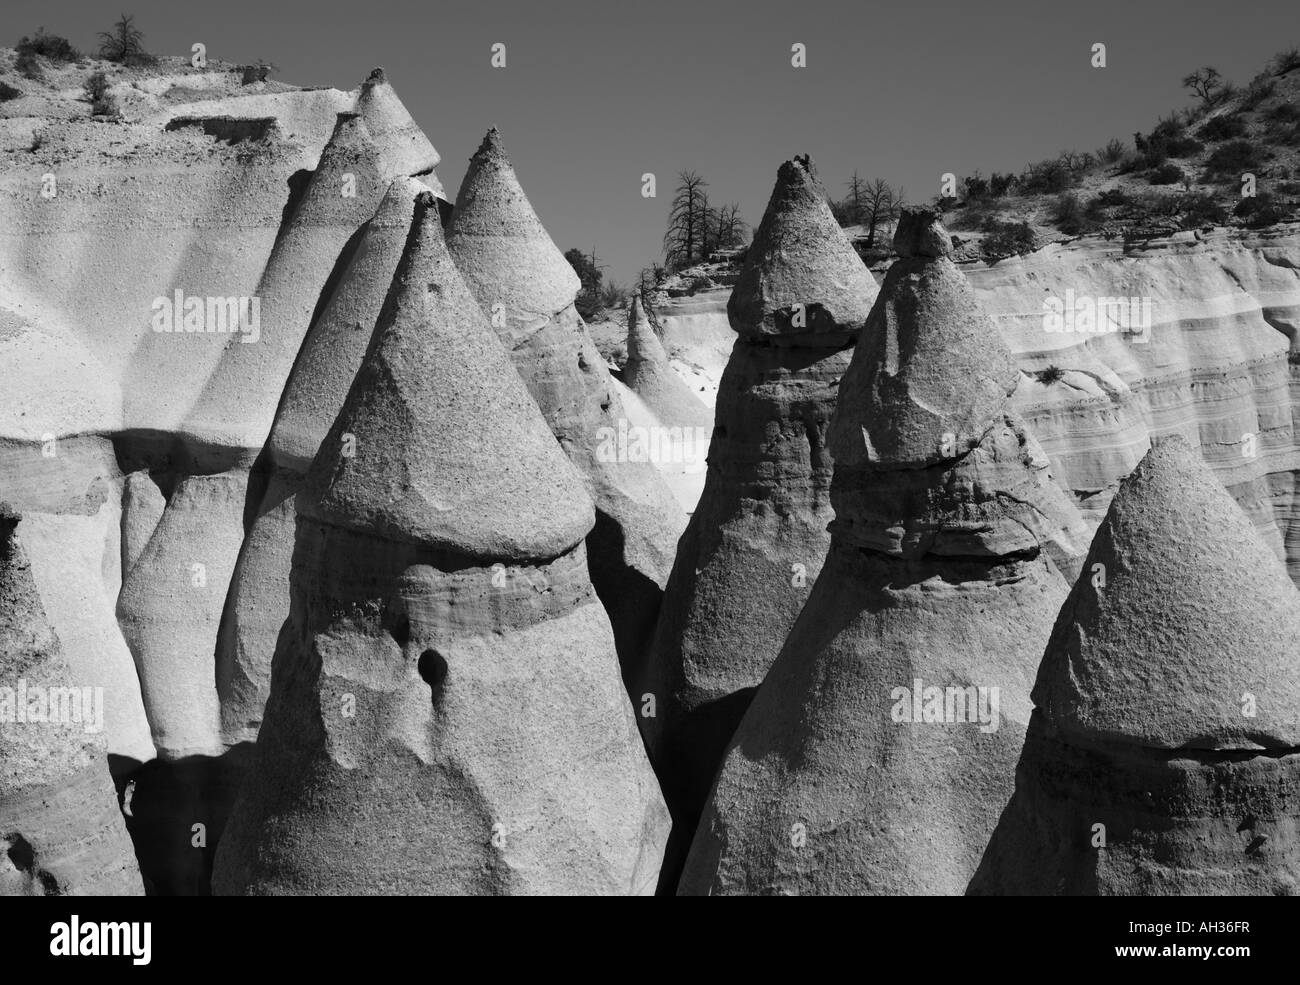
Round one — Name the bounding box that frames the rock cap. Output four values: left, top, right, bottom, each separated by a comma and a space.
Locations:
726, 155, 877, 344
1033, 434, 1300, 750
302, 192, 595, 562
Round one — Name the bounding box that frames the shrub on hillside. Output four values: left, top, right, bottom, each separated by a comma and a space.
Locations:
963, 173, 989, 200
1205, 140, 1261, 178
83, 71, 109, 103
989, 171, 1016, 197
15, 51, 44, 80
16, 28, 80, 62
1052, 192, 1092, 234
1178, 192, 1228, 227
1098, 138, 1127, 163
1148, 163, 1185, 185
981, 220, 1036, 258
1200, 114, 1246, 141
98, 14, 155, 67
1084, 189, 1132, 224
240, 60, 277, 85
1036, 365, 1065, 385
1092, 188, 1132, 208
1235, 193, 1289, 227
1241, 75, 1277, 110
1270, 46, 1300, 76
1019, 156, 1079, 195
1163, 134, 1203, 158
84, 72, 117, 116
1268, 103, 1300, 125
0, 81, 22, 102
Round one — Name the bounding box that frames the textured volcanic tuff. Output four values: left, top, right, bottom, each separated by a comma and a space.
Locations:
970, 434, 1300, 895
211, 195, 669, 895
0, 506, 143, 896
445, 128, 685, 685
678, 207, 1088, 895
623, 294, 712, 430
120, 91, 437, 763
635, 156, 878, 886
181, 110, 403, 456
217, 177, 427, 749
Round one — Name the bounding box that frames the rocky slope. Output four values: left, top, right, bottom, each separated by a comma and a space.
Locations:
637, 224, 1300, 580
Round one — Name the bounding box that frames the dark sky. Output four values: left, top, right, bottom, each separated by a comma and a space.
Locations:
10, 0, 1298, 282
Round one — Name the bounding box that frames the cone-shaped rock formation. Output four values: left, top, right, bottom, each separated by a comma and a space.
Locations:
678, 207, 1088, 895
445, 128, 685, 685
970, 434, 1300, 895
353, 68, 442, 186
217, 176, 427, 748
637, 156, 878, 886
181, 112, 391, 456
212, 195, 669, 895
623, 295, 712, 429
1, 505, 143, 895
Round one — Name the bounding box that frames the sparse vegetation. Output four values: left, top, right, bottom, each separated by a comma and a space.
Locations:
82, 70, 118, 115
1268, 103, 1300, 125
1241, 75, 1277, 110
1051, 192, 1092, 234
16, 27, 80, 62
837, 174, 902, 245
1199, 113, 1246, 141
1098, 138, 1127, 163
15, 51, 44, 81
1178, 192, 1229, 226
83, 71, 109, 102
981, 220, 1036, 258
1036, 365, 1066, 385
240, 60, 278, 85
0, 81, 22, 102
565, 247, 603, 320
1270, 46, 1300, 76
1183, 66, 1225, 106
661, 171, 748, 270
1148, 163, 1185, 185
1205, 140, 1262, 179
1234, 193, 1290, 227
98, 13, 153, 66
920, 49, 1300, 245
600, 280, 629, 310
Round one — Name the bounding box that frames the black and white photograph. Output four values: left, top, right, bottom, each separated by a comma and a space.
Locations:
0, 0, 1294, 958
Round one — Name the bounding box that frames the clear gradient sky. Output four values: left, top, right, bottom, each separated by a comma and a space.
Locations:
8, 0, 1298, 282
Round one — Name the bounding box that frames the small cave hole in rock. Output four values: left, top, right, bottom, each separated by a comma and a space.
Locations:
418, 649, 449, 704
391, 616, 411, 648
4, 834, 61, 895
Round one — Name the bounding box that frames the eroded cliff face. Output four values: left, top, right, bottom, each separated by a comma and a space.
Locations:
970, 225, 1300, 581
647, 224, 1300, 581
0, 61, 441, 769
0, 58, 444, 892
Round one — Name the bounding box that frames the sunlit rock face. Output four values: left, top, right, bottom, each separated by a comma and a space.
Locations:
212, 197, 668, 895
679, 208, 1086, 896
0, 506, 143, 896
970, 435, 1300, 896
